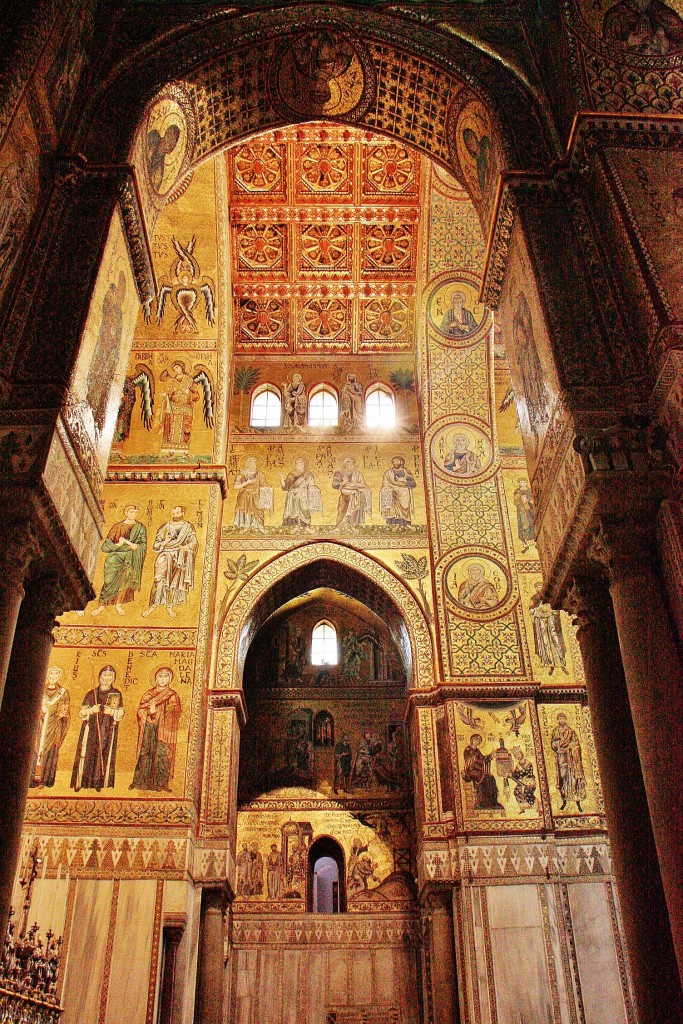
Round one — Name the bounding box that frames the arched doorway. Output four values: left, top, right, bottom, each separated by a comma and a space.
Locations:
308, 837, 345, 914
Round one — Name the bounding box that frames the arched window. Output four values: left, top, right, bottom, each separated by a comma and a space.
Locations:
311, 620, 337, 666
308, 837, 346, 913
308, 385, 338, 428
365, 384, 395, 429
250, 385, 282, 428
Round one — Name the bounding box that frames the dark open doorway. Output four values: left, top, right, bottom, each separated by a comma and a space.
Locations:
308, 836, 346, 914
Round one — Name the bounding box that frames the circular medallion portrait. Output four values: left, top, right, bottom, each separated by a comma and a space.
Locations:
431, 422, 493, 481
453, 97, 493, 202
428, 279, 488, 343
444, 552, 515, 620
271, 30, 375, 120
144, 93, 193, 200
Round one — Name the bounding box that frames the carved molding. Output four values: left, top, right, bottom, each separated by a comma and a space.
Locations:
21, 573, 65, 638
588, 518, 655, 586
482, 113, 683, 311
54, 157, 155, 307
208, 689, 248, 729
562, 575, 611, 632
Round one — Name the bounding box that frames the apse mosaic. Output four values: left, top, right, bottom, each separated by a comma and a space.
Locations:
224, 441, 427, 538
234, 809, 415, 913
538, 702, 602, 825
28, 124, 592, 854
451, 700, 546, 830
27, 649, 192, 799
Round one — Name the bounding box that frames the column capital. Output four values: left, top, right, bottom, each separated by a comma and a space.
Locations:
562, 574, 612, 630
0, 519, 42, 597
588, 517, 654, 585
20, 574, 65, 640
420, 884, 454, 917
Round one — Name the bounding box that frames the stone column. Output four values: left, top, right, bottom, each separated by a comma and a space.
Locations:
0, 519, 42, 706
0, 573, 63, 941
194, 887, 226, 1024
589, 519, 683, 977
424, 889, 459, 1024
565, 575, 682, 1020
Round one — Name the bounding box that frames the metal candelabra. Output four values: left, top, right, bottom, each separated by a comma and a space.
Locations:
0, 844, 63, 1023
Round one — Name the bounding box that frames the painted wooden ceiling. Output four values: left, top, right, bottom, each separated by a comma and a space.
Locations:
226, 123, 423, 356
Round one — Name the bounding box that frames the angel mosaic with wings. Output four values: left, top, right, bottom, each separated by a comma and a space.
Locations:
144, 236, 215, 335
114, 363, 155, 444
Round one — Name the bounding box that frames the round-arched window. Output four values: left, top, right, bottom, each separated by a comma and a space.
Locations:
308, 386, 339, 428
365, 385, 395, 429
250, 385, 282, 428
311, 620, 337, 666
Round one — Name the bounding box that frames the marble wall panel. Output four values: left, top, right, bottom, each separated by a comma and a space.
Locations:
105, 879, 158, 1024
61, 879, 114, 1024
486, 884, 554, 1024
567, 883, 630, 1024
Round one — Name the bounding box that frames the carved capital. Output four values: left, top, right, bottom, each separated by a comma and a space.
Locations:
20, 574, 66, 639
573, 413, 669, 479
588, 518, 653, 584
0, 519, 42, 595
420, 884, 454, 918
208, 689, 248, 728
562, 575, 611, 631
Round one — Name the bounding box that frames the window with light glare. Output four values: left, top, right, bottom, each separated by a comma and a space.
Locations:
250, 387, 282, 428
311, 620, 338, 665
365, 387, 395, 429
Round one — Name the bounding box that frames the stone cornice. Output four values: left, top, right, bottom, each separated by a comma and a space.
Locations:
208, 688, 248, 729
106, 465, 228, 497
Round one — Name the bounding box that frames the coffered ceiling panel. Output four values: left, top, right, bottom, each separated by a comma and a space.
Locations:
227, 122, 422, 355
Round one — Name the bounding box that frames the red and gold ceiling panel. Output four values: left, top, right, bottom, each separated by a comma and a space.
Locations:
362, 141, 419, 201
234, 222, 288, 275
230, 140, 287, 202
361, 223, 416, 274
297, 223, 353, 275
360, 296, 413, 352
236, 297, 289, 353
226, 123, 422, 354
295, 140, 354, 202
297, 297, 351, 352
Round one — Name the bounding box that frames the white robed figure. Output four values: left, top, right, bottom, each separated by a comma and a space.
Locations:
142, 505, 198, 617
281, 458, 322, 534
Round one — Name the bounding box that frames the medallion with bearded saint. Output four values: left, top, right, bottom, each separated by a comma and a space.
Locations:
300, 224, 349, 270
364, 224, 414, 270
302, 298, 347, 339
237, 224, 285, 271
366, 143, 415, 193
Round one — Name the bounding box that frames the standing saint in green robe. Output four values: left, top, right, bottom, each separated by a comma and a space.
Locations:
92, 504, 147, 616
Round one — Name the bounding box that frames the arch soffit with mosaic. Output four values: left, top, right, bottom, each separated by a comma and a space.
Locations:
215, 542, 435, 693
74, 6, 558, 178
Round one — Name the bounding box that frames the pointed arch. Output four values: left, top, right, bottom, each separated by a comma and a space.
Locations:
215, 541, 435, 692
